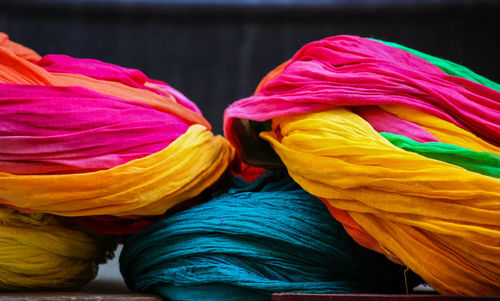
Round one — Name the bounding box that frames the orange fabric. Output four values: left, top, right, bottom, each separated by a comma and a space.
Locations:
0, 33, 41, 63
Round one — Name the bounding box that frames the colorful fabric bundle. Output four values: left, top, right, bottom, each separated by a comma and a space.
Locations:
224, 35, 500, 295
120, 173, 421, 300
0, 207, 116, 290
0, 33, 234, 234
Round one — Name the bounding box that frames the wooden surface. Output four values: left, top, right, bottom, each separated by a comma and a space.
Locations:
0, 292, 497, 300
0, 292, 162, 301
272, 294, 500, 301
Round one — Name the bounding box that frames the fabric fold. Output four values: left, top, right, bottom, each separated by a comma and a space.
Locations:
223, 35, 500, 295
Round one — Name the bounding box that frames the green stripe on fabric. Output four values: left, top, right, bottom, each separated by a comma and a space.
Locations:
380, 132, 500, 178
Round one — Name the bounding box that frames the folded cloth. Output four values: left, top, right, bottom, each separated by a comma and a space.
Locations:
224, 35, 500, 295
0, 33, 234, 234
0, 207, 116, 290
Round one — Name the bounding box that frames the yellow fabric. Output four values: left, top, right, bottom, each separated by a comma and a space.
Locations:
0, 125, 234, 217
260, 108, 500, 295
0, 207, 115, 290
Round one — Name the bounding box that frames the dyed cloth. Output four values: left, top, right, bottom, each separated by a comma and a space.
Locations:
0, 32, 41, 62
120, 173, 421, 300
224, 35, 500, 295
0, 207, 116, 290
0, 33, 234, 233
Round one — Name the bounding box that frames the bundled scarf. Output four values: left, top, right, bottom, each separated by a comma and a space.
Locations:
0, 33, 234, 234
224, 35, 500, 295
0, 207, 116, 290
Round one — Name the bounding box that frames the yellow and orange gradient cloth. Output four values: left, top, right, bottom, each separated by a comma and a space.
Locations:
0, 33, 234, 232
224, 35, 500, 295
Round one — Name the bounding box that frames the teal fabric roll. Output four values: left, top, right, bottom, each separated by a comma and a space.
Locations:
120, 173, 421, 300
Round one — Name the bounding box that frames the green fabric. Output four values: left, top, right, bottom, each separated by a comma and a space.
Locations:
381, 132, 500, 178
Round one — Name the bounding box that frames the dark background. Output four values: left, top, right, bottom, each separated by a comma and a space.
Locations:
1, 0, 499, 134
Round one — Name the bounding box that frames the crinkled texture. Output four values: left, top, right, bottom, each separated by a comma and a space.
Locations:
120, 173, 421, 300
224, 35, 500, 158
379, 132, 500, 178
0, 207, 116, 291
38, 54, 151, 89
0, 84, 189, 174
352, 106, 439, 143
0, 33, 41, 62
261, 108, 500, 295
223, 35, 500, 295
0, 125, 234, 217
37, 54, 203, 115
0, 45, 209, 128
0, 33, 234, 234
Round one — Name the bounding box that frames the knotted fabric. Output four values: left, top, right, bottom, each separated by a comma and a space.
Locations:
224, 35, 500, 295
0, 33, 234, 233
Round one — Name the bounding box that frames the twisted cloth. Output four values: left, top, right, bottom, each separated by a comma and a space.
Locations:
0, 207, 116, 290
224, 35, 500, 295
0, 33, 234, 230
120, 173, 420, 300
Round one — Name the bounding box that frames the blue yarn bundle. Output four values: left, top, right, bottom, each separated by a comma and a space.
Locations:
120, 173, 420, 300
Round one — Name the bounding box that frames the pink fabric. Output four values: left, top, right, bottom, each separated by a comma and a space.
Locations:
352, 106, 439, 143
38, 54, 149, 89
224, 35, 500, 147
0, 83, 188, 174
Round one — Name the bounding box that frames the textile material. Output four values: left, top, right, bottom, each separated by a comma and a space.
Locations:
223, 35, 500, 295
0, 33, 234, 233
0, 46, 208, 128
0, 83, 190, 175
224, 36, 499, 154
0, 32, 41, 63
0, 207, 116, 290
120, 173, 421, 300
1, 125, 234, 217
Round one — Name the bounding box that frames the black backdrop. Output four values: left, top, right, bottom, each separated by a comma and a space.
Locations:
1, 0, 499, 134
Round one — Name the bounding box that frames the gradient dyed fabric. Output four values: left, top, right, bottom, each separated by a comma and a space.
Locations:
224, 35, 500, 295
120, 173, 421, 300
0, 207, 116, 290
0, 34, 234, 231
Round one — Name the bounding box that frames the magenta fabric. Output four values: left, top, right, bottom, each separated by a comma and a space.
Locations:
38, 54, 149, 89
352, 106, 439, 143
0, 83, 189, 174
224, 35, 500, 147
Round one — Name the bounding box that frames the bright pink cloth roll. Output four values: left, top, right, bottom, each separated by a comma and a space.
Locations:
224, 35, 500, 148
